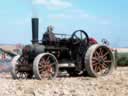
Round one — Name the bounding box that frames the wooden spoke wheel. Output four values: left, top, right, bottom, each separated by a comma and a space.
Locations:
11, 55, 33, 79
33, 53, 58, 80
85, 44, 115, 77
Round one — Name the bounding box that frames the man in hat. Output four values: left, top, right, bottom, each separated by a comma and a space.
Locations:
43, 25, 56, 44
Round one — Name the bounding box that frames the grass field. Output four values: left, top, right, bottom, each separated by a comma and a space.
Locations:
116, 49, 128, 66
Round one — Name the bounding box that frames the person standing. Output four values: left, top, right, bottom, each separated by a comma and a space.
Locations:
43, 25, 56, 44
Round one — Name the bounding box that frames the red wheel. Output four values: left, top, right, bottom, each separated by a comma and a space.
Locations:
33, 53, 58, 80
85, 44, 115, 77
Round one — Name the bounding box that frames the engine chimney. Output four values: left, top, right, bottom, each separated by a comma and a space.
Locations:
31, 18, 39, 44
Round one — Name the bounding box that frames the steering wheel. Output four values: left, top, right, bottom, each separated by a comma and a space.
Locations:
71, 30, 89, 46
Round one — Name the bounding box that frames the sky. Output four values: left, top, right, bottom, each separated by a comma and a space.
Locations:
0, 0, 128, 47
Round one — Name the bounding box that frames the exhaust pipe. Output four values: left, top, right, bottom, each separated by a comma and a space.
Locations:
31, 18, 39, 44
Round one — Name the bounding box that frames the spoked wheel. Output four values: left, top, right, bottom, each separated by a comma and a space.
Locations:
85, 44, 115, 77
33, 53, 58, 80
71, 30, 89, 46
11, 55, 33, 79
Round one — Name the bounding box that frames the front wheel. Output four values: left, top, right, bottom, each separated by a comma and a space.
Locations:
33, 53, 59, 80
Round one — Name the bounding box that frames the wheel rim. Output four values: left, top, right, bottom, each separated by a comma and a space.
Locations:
38, 54, 57, 79
92, 46, 113, 75
12, 56, 33, 79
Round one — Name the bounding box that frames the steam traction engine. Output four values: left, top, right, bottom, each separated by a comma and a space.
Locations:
11, 18, 115, 79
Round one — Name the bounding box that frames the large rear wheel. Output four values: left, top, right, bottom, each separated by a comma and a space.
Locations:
85, 44, 115, 77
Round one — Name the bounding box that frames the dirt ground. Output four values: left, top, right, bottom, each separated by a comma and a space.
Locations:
0, 67, 128, 96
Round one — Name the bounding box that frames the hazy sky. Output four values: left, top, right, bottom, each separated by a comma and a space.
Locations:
0, 0, 127, 47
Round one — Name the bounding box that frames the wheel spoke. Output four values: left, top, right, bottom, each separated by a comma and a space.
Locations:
74, 35, 80, 40
102, 63, 108, 68
96, 66, 100, 72
95, 51, 100, 57
39, 65, 42, 69
39, 63, 42, 67
103, 51, 109, 57
40, 58, 46, 64
92, 57, 98, 61
99, 48, 104, 56
80, 31, 82, 40
46, 56, 50, 62
46, 60, 50, 65
93, 64, 101, 72
103, 56, 107, 60
98, 66, 102, 72
92, 62, 98, 66
101, 64, 107, 69
92, 60, 97, 64
104, 60, 112, 63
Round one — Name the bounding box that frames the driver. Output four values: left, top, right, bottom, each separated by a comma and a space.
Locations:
43, 25, 56, 43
